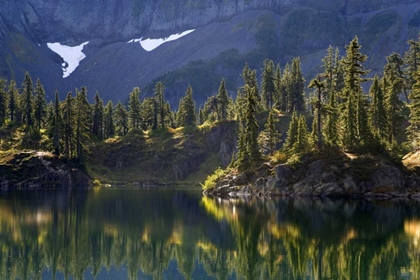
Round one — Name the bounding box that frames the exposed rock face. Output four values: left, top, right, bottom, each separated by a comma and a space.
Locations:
0, 151, 91, 190
0, 0, 419, 108
205, 153, 420, 198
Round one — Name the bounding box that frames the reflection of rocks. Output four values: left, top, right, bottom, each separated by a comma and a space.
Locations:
205, 154, 420, 198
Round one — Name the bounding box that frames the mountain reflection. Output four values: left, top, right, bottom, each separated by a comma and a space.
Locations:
0, 189, 419, 279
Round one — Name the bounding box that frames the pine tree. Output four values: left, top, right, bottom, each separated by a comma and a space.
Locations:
63, 92, 74, 158
154, 81, 165, 128
408, 69, 420, 147
177, 85, 196, 127
115, 102, 129, 136
261, 59, 276, 108
324, 89, 339, 146
8, 80, 18, 124
291, 57, 306, 112
283, 110, 299, 153
274, 64, 283, 110
293, 115, 309, 153
0, 79, 6, 126
92, 91, 104, 138
52, 91, 62, 155
21, 72, 34, 126
33, 78, 46, 130
217, 79, 229, 121
405, 34, 420, 91
340, 36, 369, 148
308, 78, 325, 149
368, 75, 388, 140
264, 109, 278, 155
103, 101, 115, 139
128, 87, 142, 130
75, 87, 91, 162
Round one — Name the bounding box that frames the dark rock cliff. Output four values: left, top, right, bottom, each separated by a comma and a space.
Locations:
0, 0, 419, 106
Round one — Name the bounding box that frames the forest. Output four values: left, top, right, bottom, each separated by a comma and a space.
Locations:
1, 35, 420, 185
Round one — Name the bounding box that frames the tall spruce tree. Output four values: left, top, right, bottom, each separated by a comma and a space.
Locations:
308, 78, 325, 149
154, 81, 165, 128
128, 87, 142, 130
405, 35, 420, 91
408, 69, 420, 147
21, 72, 34, 126
115, 101, 129, 136
0, 79, 6, 126
264, 109, 278, 155
283, 110, 299, 153
52, 91, 61, 155
293, 115, 309, 153
63, 92, 74, 158
291, 57, 306, 112
103, 101, 114, 139
92, 91, 104, 138
177, 85, 196, 127
217, 79, 229, 121
368, 75, 388, 140
33, 78, 47, 130
8, 80, 18, 124
261, 59, 276, 108
274, 64, 283, 110
75, 87, 91, 162
340, 36, 369, 148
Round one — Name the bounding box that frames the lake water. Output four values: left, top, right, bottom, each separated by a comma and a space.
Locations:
0, 188, 420, 280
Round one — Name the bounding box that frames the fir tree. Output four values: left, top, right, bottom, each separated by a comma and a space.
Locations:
261, 59, 275, 108
33, 78, 46, 130
115, 102, 129, 136
283, 110, 299, 153
8, 80, 18, 124
324, 89, 339, 146
368, 75, 388, 140
75, 87, 91, 162
103, 101, 115, 139
273, 64, 283, 110
291, 57, 306, 112
408, 69, 420, 147
154, 81, 165, 128
308, 77, 325, 149
293, 115, 309, 153
21, 72, 34, 126
63, 92, 74, 158
0, 79, 6, 126
177, 85, 196, 127
264, 109, 278, 155
128, 87, 142, 130
217, 79, 229, 121
92, 91, 104, 138
52, 91, 61, 155
405, 35, 420, 91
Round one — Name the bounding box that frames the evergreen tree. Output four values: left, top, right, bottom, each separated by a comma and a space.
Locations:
293, 115, 309, 153
115, 102, 129, 136
405, 35, 420, 91
217, 79, 229, 121
291, 57, 306, 112
75, 87, 91, 162
128, 87, 142, 130
384, 53, 406, 143
33, 78, 46, 130
177, 85, 196, 127
308, 78, 325, 149
103, 101, 115, 139
63, 92, 74, 158
264, 109, 278, 155
241, 63, 260, 104
154, 82, 165, 128
340, 36, 369, 148
21, 72, 34, 126
0, 79, 6, 126
273, 64, 283, 110
368, 75, 388, 140
8, 80, 18, 124
283, 110, 299, 153
92, 91, 104, 138
408, 69, 420, 147
261, 59, 275, 108
52, 91, 62, 155
324, 89, 339, 146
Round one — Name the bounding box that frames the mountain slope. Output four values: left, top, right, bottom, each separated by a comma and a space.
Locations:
0, 0, 419, 106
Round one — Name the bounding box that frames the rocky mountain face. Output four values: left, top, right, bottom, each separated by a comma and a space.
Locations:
0, 0, 419, 105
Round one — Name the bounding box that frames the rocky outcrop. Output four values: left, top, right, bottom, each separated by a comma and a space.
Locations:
204, 152, 420, 198
0, 151, 91, 190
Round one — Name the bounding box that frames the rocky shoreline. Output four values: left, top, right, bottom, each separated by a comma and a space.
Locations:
204, 151, 420, 199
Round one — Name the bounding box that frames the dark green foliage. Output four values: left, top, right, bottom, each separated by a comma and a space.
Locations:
154, 81, 166, 128
294, 115, 309, 153
308, 78, 324, 149
92, 92, 104, 138
217, 79, 229, 121
21, 72, 33, 126
63, 92, 74, 158
103, 101, 115, 139
8, 80, 18, 124
0, 79, 6, 126
75, 87, 92, 162
33, 78, 46, 130
52, 91, 61, 155
264, 109, 278, 155
128, 87, 142, 130
283, 110, 299, 153
405, 35, 420, 90
261, 59, 276, 109
177, 85, 196, 127
368, 75, 388, 141
408, 69, 420, 147
115, 102, 129, 136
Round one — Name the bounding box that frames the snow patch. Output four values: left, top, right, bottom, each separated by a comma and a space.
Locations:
47, 41, 89, 78
128, 29, 195, 52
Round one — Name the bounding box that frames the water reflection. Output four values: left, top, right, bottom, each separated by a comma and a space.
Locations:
0, 189, 419, 279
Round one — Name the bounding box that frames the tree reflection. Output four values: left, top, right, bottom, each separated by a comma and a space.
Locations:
0, 190, 419, 279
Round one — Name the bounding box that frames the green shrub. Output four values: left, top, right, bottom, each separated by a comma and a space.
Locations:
201, 167, 228, 190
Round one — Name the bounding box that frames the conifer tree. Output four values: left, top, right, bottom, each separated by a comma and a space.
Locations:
115, 102, 129, 136
154, 81, 165, 128
33, 78, 46, 130
128, 87, 142, 130
0, 79, 6, 126
274, 64, 283, 110
293, 115, 309, 153
408, 69, 420, 147
92, 91, 104, 138
63, 92, 74, 158
308, 78, 325, 148
368, 75, 388, 140
291, 57, 306, 112
8, 80, 18, 124
52, 91, 61, 155
103, 101, 114, 139
261, 59, 275, 108
264, 109, 278, 155
21, 72, 34, 126
177, 85, 196, 127
75, 87, 91, 162
324, 89, 339, 146
283, 110, 299, 152
405, 35, 420, 91
217, 79, 229, 121
340, 36, 369, 148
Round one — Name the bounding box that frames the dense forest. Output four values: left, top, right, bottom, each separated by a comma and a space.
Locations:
1, 35, 420, 185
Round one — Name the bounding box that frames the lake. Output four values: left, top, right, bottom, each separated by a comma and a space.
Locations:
0, 187, 419, 280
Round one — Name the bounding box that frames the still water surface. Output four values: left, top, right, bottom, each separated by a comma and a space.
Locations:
0, 187, 419, 279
